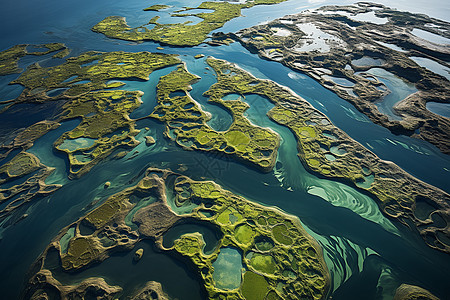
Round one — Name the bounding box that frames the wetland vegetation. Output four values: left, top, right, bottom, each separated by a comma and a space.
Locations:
0, 1, 448, 299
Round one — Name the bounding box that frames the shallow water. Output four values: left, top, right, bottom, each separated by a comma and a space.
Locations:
375, 41, 408, 53
28, 119, 81, 185
412, 28, 450, 45
426, 102, 450, 118
184, 56, 234, 131
350, 11, 388, 24
410, 56, 450, 80
323, 75, 355, 87
58, 137, 96, 151
362, 68, 418, 121
212, 247, 243, 290
352, 57, 385, 67
294, 23, 343, 53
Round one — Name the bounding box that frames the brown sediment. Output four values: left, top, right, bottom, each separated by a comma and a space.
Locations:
130, 281, 169, 300
232, 2, 450, 153
22, 269, 122, 300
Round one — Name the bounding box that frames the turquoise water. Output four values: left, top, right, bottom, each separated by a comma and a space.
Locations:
0, 1, 449, 299
184, 57, 234, 131
28, 119, 81, 185
58, 137, 96, 151
212, 247, 243, 290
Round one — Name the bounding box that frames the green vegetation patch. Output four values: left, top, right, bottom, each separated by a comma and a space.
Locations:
234, 223, 256, 245
255, 235, 274, 251
143, 4, 171, 11
85, 196, 123, 229
272, 223, 293, 245
6, 50, 180, 178
241, 271, 270, 300
170, 175, 330, 299
92, 0, 287, 46
55, 90, 143, 178
0, 152, 40, 180
12, 51, 179, 101
249, 253, 276, 274
62, 237, 101, 270
57, 175, 164, 271
0, 43, 68, 76
150, 64, 280, 172
206, 57, 450, 254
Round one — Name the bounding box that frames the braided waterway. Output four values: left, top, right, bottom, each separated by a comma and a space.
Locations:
0, 0, 449, 299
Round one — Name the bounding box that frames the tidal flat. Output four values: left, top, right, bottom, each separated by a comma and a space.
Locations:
0, 1, 449, 300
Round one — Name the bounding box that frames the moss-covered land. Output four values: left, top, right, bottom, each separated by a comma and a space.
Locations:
10, 51, 179, 109
0, 120, 62, 226
169, 174, 330, 299
0, 121, 60, 164
92, 0, 287, 46
143, 4, 171, 11
206, 57, 450, 253
0, 49, 180, 226
150, 64, 280, 171
0, 151, 41, 180
5, 50, 180, 178
235, 3, 450, 154
24, 168, 329, 299
0, 43, 68, 76
55, 90, 142, 178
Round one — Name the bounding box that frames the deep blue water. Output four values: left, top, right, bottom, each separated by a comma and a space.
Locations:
0, 0, 449, 299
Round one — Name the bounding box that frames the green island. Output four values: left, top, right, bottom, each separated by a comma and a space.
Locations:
24, 168, 330, 299
0, 43, 69, 76
0, 151, 60, 225
92, 0, 287, 46
9, 50, 179, 109
233, 3, 450, 154
150, 64, 280, 171
6, 50, 180, 178
205, 57, 450, 253
55, 89, 142, 178
143, 4, 171, 11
